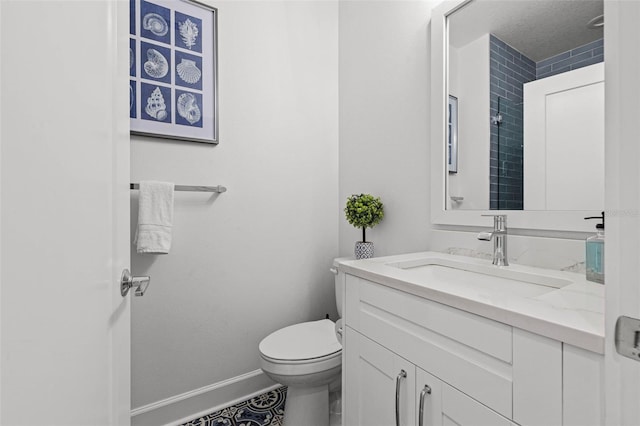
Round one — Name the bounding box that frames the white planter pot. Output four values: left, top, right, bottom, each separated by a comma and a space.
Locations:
354, 241, 374, 259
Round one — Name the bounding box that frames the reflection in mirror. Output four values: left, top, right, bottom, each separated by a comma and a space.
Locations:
446, 0, 604, 212
448, 95, 459, 174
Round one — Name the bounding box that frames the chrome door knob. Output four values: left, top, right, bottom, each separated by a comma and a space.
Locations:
121, 269, 150, 297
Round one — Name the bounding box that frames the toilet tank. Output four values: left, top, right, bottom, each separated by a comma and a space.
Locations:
332, 258, 351, 318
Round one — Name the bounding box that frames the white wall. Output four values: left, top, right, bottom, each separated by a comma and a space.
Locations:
338, 0, 434, 257
130, 0, 339, 416
447, 35, 490, 210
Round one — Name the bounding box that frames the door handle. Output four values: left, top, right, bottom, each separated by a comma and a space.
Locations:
395, 369, 407, 426
121, 269, 150, 297
418, 384, 432, 426
615, 315, 640, 361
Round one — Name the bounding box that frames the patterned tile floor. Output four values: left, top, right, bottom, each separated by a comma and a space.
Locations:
181, 386, 287, 426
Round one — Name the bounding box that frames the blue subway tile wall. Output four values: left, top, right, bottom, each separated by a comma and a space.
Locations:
536, 38, 603, 80
489, 35, 535, 210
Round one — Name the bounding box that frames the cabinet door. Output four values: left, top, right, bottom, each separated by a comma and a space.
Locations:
344, 327, 416, 426
441, 383, 516, 426
416, 367, 516, 426
416, 369, 443, 426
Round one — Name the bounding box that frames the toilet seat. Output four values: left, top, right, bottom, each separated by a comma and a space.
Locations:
260, 350, 341, 366
259, 319, 342, 378
259, 319, 341, 361
260, 350, 342, 377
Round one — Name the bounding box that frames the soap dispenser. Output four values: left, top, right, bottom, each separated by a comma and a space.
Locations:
584, 212, 605, 284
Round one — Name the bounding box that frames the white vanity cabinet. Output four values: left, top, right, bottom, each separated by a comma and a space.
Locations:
345, 326, 517, 426
343, 274, 604, 426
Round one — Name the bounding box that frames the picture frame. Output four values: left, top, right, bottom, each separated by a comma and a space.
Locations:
448, 95, 458, 173
129, 0, 218, 144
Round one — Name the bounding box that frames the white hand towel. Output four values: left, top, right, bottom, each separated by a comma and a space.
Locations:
134, 181, 175, 254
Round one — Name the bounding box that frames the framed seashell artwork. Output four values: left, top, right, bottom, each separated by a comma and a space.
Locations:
129, 0, 218, 144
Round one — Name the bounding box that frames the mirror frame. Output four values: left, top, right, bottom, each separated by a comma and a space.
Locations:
430, 0, 602, 233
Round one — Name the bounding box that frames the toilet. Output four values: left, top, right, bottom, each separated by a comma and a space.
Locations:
258, 259, 346, 426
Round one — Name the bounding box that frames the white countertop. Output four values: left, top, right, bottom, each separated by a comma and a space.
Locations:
339, 251, 605, 354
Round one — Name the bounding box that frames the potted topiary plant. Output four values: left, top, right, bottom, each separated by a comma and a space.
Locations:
344, 193, 384, 259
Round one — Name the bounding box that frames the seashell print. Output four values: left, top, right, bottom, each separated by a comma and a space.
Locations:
176, 59, 201, 84
129, 85, 134, 110
145, 87, 167, 121
143, 48, 168, 79
178, 18, 199, 50
143, 13, 169, 36
177, 92, 201, 125
129, 48, 134, 70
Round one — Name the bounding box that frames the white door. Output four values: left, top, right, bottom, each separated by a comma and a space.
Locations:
524, 63, 604, 211
0, 1, 131, 424
605, 1, 640, 424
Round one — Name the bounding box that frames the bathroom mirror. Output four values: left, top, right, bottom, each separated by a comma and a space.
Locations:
430, 0, 605, 232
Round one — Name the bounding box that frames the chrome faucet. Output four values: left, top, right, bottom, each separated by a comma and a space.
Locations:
477, 214, 509, 266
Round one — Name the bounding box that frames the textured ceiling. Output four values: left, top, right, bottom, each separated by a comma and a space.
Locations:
448, 0, 604, 62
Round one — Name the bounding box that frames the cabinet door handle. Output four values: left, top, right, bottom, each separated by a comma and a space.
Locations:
395, 369, 407, 426
418, 384, 432, 426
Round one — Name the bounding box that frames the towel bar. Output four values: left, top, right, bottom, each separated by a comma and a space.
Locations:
130, 183, 227, 193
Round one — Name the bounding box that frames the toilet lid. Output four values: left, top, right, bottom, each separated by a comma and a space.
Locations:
259, 319, 342, 361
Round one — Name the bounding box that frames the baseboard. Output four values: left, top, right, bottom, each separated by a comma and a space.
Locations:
131, 369, 279, 426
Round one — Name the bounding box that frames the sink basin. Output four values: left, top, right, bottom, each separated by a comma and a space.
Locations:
386, 256, 572, 298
